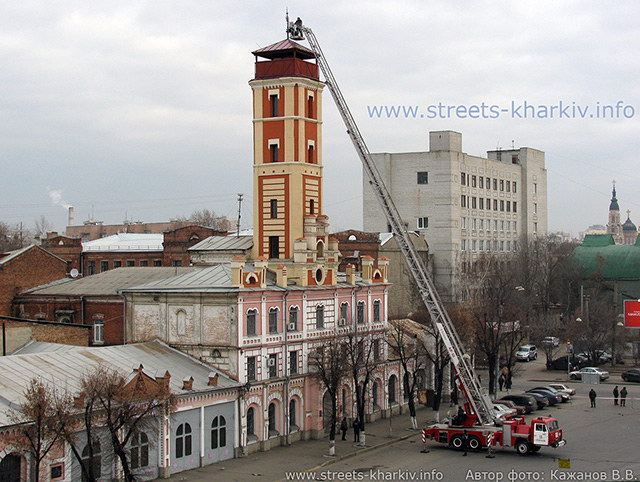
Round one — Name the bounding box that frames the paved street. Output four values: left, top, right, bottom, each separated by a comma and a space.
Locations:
170, 359, 640, 481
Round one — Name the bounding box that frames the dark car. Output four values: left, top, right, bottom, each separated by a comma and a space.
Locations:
524, 391, 550, 409
549, 356, 588, 371
499, 394, 536, 413
531, 386, 571, 403
621, 368, 640, 383
526, 388, 560, 406
493, 399, 526, 415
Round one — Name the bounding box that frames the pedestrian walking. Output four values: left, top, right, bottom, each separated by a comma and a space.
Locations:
352, 417, 361, 443
620, 387, 628, 407
340, 417, 348, 441
505, 372, 513, 392
462, 429, 469, 456
450, 386, 458, 407
613, 386, 619, 406
589, 388, 597, 408
498, 374, 505, 391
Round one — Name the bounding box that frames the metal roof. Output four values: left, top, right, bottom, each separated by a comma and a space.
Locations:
0, 244, 66, 266
123, 264, 233, 293
189, 235, 253, 252
23, 267, 195, 296
12, 340, 77, 355
0, 340, 239, 425
252, 39, 315, 60
82, 233, 164, 252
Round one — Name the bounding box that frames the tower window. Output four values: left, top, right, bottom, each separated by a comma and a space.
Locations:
270, 94, 279, 117
308, 145, 314, 163
268, 236, 280, 259
417, 217, 428, 229
270, 199, 278, 219
307, 95, 314, 118
309, 199, 315, 215
270, 144, 279, 162
417, 172, 428, 184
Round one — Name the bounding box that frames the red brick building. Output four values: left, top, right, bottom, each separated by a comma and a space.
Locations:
41, 225, 224, 276
0, 245, 69, 316
0, 316, 90, 354
13, 267, 194, 345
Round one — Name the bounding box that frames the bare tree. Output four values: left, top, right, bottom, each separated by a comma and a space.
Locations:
189, 209, 232, 231
387, 319, 427, 429
9, 379, 68, 482
345, 327, 379, 446
310, 333, 349, 456
34, 215, 54, 240
0, 221, 28, 252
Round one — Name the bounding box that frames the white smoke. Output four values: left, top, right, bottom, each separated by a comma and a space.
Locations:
47, 187, 72, 210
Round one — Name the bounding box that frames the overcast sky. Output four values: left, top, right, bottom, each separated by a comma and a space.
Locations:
1, 1, 639, 236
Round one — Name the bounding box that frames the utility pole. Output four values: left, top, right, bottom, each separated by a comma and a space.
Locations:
236, 194, 243, 236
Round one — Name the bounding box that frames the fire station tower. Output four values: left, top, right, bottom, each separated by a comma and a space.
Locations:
248, 39, 342, 286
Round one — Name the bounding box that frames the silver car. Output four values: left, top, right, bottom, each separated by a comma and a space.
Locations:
569, 366, 609, 381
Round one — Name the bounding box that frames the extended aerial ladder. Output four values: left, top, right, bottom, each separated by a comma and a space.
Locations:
287, 18, 496, 426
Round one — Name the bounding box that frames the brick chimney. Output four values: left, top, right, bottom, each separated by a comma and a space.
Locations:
155, 370, 171, 392
345, 264, 356, 285
182, 376, 194, 391
208, 372, 219, 387
361, 256, 374, 283
275, 265, 288, 288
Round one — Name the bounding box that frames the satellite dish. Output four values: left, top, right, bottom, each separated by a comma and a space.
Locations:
70, 268, 79, 278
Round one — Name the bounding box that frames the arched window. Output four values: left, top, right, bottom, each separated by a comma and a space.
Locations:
373, 300, 381, 322
130, 432, 149, 469
388, 375, 398, 404
357, 301, 365, 324
289, 399, 297, 429
211, 416, 227, 449
247, 407, 255, 437
372, 381, 379, 409
247, 309, 257, 336
315, 305, 325, 329
340, 302, 349, 322
93, 317, 104, 343
288, 306, 298, 331
81, 439, 101, 480
317, 241, 324, 259
175, 423, 192, 458
269, 307, 279, 334
268, 402, 278, 436
176, 310, 186, 337
0, 455, 21, 482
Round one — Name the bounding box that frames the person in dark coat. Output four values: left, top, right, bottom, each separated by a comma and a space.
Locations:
589, 388, 597, 408
450, 386, 459, 407
620, 387, 628, 407
462, 429, 469, 456
352, 418, 361, 443
340, 417, 348, 441
453, 406, 465, 426
498, 374, 505, 391
505, 371, 513, 391
613, 386, 619, 406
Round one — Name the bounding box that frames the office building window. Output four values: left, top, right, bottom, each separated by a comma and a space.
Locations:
461, 239, 467, 251
500, 200, 505, 211
340, 302, 349, 322
289, 306, 298, 331
139, 260, 148, 266
247, 309, 257, 336
471, 175, 477, 187
472, 218, 477, 230
153, 260, 162, 266
247, 356, 256, 381
87, 261, 96, 275
357, 301, 365, 324
270, 94, 279, 117
114, 261, 122, 268
289, 351, 298, 374
506, 180, 511, 192
493, 199, 498, 210
513, 202, 517, 213
534, 222, 538, 233
461, 195, 467, 208
534, 203, 538, 214
506, 201, 511, 212
417, 172, 428, 184
127, 260, 135, 267
268, 354, 277, 378
269, 308, 278, 334
479, 177, 484, 189
493, 179, 497, 190
513, 221, 517, 232
533, 183, 537, 194
479, 198, 484, 209
461, 173, 466, 185
486, 198, 491, 211
93, 318, 104, 343
471, 197, 477, 209
316, 305, 324, 329
500, 179, 504, 191
417, 217, 428, 229
373, 300, 381, 322
172, 260, 182, 267
479, 240, 484, 251
472, 240, 477, 251
100, 261, 108, 272
373, 339, 380, 361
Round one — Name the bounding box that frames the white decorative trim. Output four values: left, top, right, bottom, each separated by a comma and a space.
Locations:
268, 138, 280, 147
268, 89, 280, 98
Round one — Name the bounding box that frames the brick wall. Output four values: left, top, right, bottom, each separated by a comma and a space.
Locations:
40, 234, 82, 271
0, 317, 90, 354
332, 230, 380, 271
0, 246, 69, 317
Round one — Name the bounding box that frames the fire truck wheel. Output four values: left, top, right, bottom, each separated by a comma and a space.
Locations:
450, 435, 463, 450
515, 440, 531, 455
468, 436, 481, 451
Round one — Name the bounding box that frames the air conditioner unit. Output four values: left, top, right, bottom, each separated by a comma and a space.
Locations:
288, 323, 296, 331
338, 318, 346, 326
267, 357, 276, 367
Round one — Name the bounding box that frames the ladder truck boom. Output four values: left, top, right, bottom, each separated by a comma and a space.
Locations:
287, 19, 495, 426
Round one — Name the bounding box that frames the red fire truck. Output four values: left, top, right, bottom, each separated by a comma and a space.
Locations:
288, 17, 566, 457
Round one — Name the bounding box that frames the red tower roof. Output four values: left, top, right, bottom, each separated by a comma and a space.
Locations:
252, 39, 315, 60
252, 39, 318, 81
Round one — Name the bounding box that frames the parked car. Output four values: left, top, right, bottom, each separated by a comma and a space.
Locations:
526, 388, 560, 406
493, 404, 517, 420
549, 355, 589, 371
493, 399, 526, 415
621, 368, 640, 383
569, 366, 610, 381
576, 350, 612, 365
542, 336, 560, 347
499, 394, 536, 413
522, 391, 549, 410
547, 383, 576, 396
516, 344, 538, 362
530, 386, 570, 403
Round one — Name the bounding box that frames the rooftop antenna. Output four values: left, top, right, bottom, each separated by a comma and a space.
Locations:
511, 139, 515, 149
496, 140, 501, 151
286, 8, 290, 39
236, 193, 243, 237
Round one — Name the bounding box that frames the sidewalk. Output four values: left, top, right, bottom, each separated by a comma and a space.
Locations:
167, 405, 436, 481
